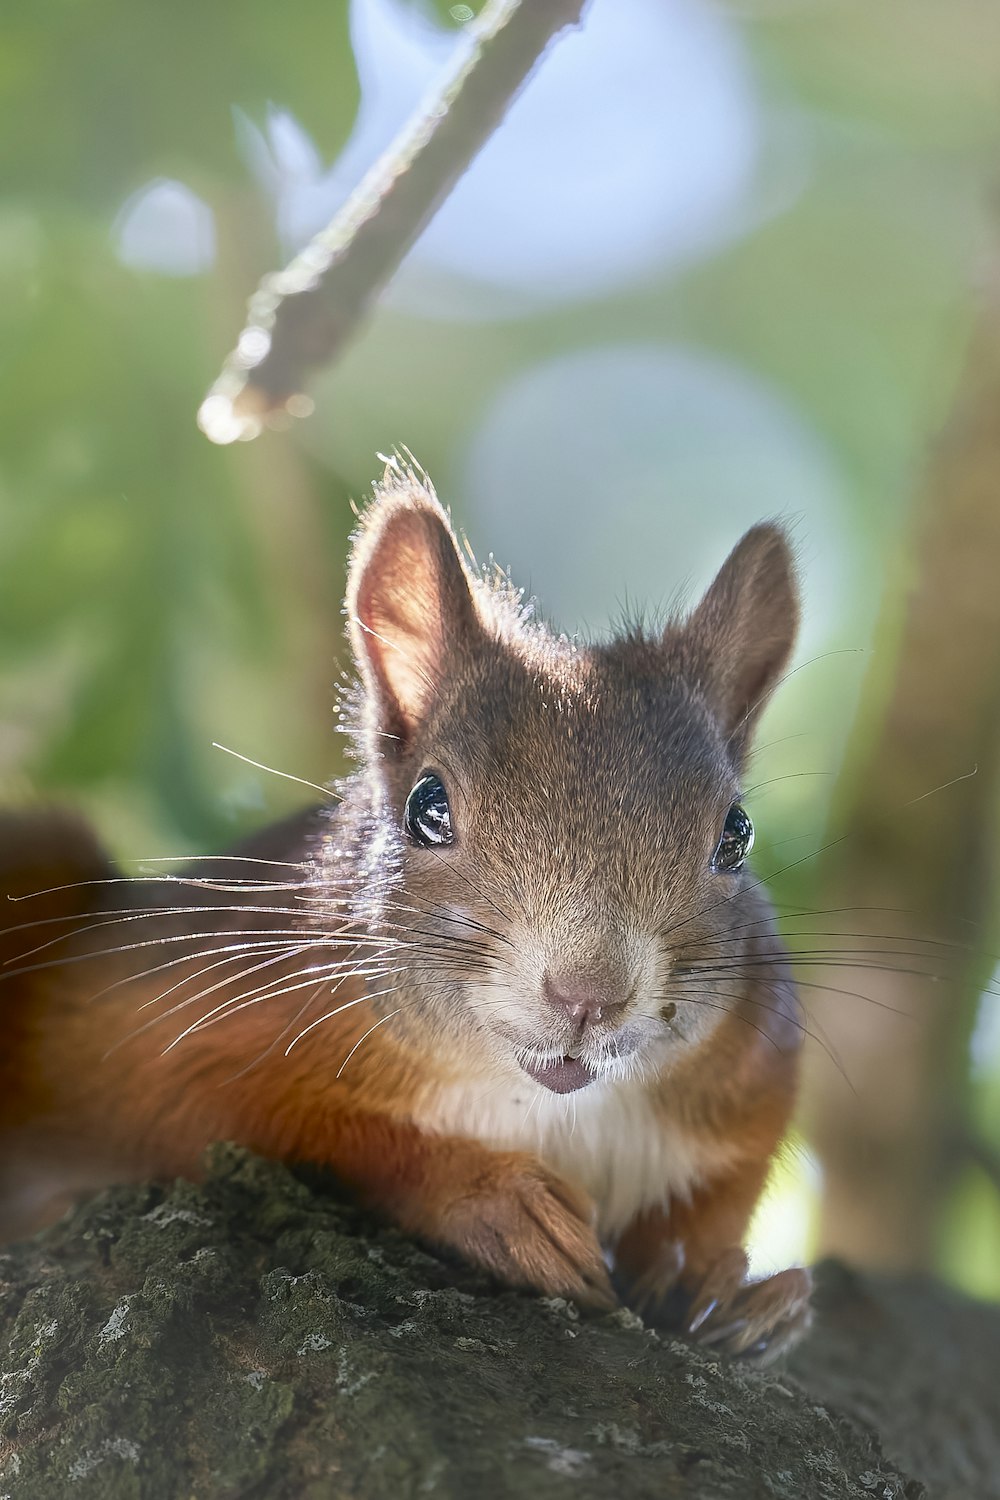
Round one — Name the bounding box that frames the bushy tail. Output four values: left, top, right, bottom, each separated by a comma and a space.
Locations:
0, 808, 112, 963
0, 809, 114, 1123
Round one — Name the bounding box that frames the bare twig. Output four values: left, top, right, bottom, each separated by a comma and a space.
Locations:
198, 0, 588, 445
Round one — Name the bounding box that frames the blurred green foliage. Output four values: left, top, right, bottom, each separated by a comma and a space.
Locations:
2, 0, 997, 849
0, 2, 366, 847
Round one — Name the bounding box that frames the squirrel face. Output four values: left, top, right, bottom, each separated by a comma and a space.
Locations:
337, 466, 799, 1097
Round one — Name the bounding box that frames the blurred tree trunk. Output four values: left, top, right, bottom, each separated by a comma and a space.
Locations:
803, 279, 1000, 1271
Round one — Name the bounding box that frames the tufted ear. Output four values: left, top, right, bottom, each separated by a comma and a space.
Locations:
679, 524, 799, 755
346, 476, 483, 751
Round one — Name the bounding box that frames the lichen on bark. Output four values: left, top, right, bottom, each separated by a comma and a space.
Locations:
0, 1146, 993, 1499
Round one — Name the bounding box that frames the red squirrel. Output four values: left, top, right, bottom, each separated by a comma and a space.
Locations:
0, 463, 810, 1360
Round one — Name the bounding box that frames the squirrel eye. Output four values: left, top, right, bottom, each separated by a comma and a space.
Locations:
403, 772, 454, 848
711, 803, 754, 873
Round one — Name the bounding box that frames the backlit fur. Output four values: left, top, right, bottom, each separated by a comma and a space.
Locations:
0, 461, 804, 1330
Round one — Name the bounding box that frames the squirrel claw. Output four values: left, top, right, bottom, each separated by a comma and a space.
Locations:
625, 1238, 686, 1318
690, 1261, 813, 1364
435, 1155, 616, 1312
626, 1243, 812, 1364
685, 1246, 749, 1334
696, 1316, 749, 1347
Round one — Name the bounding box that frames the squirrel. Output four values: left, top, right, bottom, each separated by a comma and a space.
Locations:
0, 463, 811, 1360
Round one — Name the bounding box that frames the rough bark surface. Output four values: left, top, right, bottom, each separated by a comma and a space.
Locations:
0, 1146, 993, 1499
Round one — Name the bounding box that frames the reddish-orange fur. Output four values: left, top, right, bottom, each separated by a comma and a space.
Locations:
0, 468, 808, 1350
1, 866, 796, 1311
1, 863, 617, 1304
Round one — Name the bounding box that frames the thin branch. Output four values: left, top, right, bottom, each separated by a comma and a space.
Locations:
198, 0, 588, 445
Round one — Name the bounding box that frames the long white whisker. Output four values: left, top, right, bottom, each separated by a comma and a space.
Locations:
134, 854, 308, 869
168, 964, 405, 1050
287, 984, 401, 1056
335, 1007, 403, 1079
131, 939, 396, 1016
157, 945, 395, 1049
211, 741, 339, 801
106, 939, 312, 1009
222, 979, 332, 1083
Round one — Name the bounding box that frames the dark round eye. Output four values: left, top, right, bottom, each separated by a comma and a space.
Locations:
403, 772, 454, 848
711, 803, 754, 873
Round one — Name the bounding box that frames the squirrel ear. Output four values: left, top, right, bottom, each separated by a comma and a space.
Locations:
680, 524, 799, 752
346, 477, 482, 749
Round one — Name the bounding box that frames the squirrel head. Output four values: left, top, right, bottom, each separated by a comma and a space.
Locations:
338, 462, 800, 1095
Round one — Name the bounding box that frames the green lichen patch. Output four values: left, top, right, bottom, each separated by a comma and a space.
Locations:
0, 1147, 939, 1498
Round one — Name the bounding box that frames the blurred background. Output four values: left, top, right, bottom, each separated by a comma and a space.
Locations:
2, 0, 999, 1296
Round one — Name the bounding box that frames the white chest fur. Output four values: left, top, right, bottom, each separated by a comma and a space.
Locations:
411, 1072, 734, 1240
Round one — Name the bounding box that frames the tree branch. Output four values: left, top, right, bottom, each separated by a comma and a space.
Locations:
803, 268, 1000, 1271
198, 0, 588, 445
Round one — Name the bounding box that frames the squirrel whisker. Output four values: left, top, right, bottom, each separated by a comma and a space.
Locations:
167, 969, 407, 1055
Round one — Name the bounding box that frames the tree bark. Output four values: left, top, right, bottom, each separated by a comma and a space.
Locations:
5, 1146, 997, 1498
803, 282, 1000, 1271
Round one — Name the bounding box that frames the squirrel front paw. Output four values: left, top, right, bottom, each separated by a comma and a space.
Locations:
626, 1243, 812, 1363
431, 1153, 616, 1311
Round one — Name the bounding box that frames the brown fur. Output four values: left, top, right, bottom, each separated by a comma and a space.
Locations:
0, 462, 806, 1347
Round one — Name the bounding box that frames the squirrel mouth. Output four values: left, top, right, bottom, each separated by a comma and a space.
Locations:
520, 1054, 596, 1095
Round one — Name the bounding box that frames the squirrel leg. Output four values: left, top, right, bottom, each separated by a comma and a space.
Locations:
613, 1163, 812, 1362
320, 1112, 615, 1310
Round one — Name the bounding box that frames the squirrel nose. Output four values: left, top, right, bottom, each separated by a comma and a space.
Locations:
542, 973, 628, 1029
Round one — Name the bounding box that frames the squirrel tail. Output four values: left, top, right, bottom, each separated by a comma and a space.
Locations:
0, 808, 114, 1120
0, 807, 113, 963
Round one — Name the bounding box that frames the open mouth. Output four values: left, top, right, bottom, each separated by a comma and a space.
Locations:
519, 1054, 596, 1095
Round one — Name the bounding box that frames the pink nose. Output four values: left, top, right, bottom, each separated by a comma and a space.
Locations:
542, 974, 627, 1028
